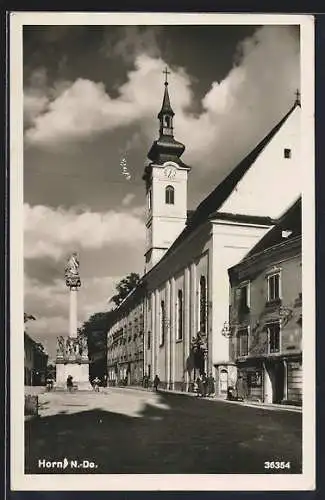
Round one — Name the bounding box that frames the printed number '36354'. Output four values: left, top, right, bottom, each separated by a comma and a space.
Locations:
264, 461, 291, 469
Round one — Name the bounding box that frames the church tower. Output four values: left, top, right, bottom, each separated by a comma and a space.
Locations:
143, 68, 191, 273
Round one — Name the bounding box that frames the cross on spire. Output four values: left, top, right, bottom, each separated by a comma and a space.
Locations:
163, 66, 170, 85
295, 88, 301, 105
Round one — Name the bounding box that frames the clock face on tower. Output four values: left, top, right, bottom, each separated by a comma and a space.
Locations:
163, 165, 177, 179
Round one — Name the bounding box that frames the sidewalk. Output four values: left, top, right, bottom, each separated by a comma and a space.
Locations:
116, 385, 302, 413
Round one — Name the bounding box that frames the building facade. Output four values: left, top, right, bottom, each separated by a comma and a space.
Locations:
24, 332, 48, 386
107, 285, 145, 386
228, 199, 302, 404
107, 76, 302, 399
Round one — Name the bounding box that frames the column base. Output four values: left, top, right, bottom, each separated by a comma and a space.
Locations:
56, 361, 90, 389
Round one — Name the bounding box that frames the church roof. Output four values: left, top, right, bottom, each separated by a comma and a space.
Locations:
158, 82, 175, 119
157, 100, 300, 262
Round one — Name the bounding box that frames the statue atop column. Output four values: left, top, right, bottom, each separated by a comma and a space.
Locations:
65, 252, 81, 288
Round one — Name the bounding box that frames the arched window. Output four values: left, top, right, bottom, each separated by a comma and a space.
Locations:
164, 116, 171, 128
165, 185, 174, 205
148, 189, 152, 210
199, 276, 207, 334
160, 300, 166, 346
177, 290, 183, 340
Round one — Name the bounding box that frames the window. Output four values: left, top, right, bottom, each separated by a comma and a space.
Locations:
177, 290, 183, 340
165, 185, 174, 205
238, 283, 250, 313
148, 189, 152, 210
284, 148, 291, 159
160, 300, 166, 346
237, 328, 249, 357
199, 276, 207, 333
267, 322, 280, 353
164, 116, 171, 128
267, 273, 281, 301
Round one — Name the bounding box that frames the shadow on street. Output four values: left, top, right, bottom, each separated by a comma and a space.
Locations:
25, 390, 302, 474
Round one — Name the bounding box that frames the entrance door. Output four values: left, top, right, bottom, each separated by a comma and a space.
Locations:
264, 360, 285, 404
219, 368, 228, 395
272, 361, 285, 403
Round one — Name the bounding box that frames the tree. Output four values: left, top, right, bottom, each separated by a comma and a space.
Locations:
79, 311, 115, 381
111, 273, 140, 307
24, 313, 36, 324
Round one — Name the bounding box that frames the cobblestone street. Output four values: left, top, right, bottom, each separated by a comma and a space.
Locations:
25, 387, 302, 474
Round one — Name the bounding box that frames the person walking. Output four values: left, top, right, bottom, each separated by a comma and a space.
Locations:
202, 372, 208, 397
92, 376, 100, 392
143, 373, 149, 389
153, 374, 160, 392
66, 375, 73, 392
207, 373, 215, 396
195, 376, 201, 397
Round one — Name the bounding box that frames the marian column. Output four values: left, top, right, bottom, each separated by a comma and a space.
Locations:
55, 253, 91, 389
65, 252, 81, 338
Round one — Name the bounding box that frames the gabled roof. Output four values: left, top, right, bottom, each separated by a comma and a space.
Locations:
151, 100, 300, 266
245, 196, 301, 258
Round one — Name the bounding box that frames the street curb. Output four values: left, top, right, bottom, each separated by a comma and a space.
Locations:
110, 386, 302, 413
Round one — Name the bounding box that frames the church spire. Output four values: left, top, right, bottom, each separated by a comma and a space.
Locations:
145, 67, 190, 169
158, 67, 174, 137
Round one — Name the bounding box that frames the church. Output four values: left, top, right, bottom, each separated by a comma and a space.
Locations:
106, 72, 301, 398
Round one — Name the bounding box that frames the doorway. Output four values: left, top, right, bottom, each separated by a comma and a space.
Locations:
265, 360, 285, 404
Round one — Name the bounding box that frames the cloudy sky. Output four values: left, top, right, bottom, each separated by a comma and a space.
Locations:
23, 22, 300, 360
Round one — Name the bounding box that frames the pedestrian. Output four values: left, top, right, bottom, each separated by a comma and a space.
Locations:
202, 372, 208, 397
66, 375, 73, 392
236, 375, 246, 401
46, 375, 54, 391
153, 374, 160, 392
143, 373, 149, 389
207, 372, 215, 396
195, 376, 201, 397
92, 376, 100, 392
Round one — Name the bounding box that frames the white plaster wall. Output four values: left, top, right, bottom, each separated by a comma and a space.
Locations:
211, 221, 271, 365
219, 106, 301, 219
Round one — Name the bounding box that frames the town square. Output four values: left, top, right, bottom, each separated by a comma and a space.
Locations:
13, 14, 314, 488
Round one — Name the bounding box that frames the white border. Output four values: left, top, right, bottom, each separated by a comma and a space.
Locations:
10, 12, 315, 491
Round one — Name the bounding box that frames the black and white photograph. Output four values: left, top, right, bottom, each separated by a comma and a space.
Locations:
10, 12, 315, 491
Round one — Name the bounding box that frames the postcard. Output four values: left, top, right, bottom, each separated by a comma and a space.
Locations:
10, 11, 315, 491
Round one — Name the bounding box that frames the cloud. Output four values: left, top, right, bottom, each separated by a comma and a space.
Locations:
25, 274, 121, 359
24, 53, 191, 146
24, 26, 300, 177
101, 26, 162, 63
24, 203, 145, 260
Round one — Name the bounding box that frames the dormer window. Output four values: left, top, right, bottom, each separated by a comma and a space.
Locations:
284, 148, 291, 159
165, 185, 174, 204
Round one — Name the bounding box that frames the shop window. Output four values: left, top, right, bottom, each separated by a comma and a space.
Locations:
237, 328, 249, 357
267, 273, 281, 301
247, 371, 262, 387
165, 185, 174, 205
267, 322, 280, 353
